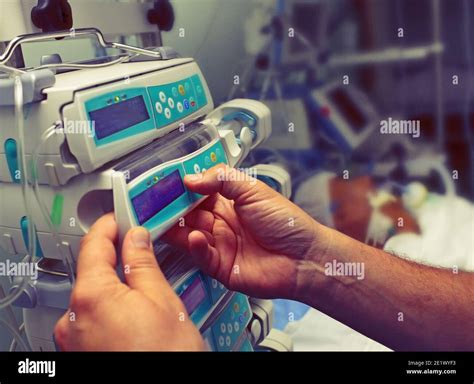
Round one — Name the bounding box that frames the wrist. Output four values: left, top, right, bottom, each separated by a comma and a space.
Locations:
293, 221, 336, 305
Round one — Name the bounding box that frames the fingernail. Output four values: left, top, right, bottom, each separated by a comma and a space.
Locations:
131, 227, 151, 249
186, 173, 203, 182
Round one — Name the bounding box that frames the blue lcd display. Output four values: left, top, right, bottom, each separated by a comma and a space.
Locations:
89, 96, 150, 140
131, 170, 185, 225
180, 277, 207, 316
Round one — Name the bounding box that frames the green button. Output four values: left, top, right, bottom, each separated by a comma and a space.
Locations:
50, 194, 64, 228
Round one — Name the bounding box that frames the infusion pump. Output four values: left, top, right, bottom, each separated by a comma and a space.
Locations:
0, 29, 290, 352
1, 57, 214, 186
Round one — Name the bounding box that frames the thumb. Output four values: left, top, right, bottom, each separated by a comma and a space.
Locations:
121, 227, 174, 303
184, 164, 268, 205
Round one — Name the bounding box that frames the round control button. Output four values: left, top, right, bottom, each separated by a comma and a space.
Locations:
185, 82, 190, 92
210, 152, 217, 163
205, 156, 211, 167
172, 87, 178, 97
233, 303, 240, 313
178, 85, 185, 95
234, 322, 240, 332
193, 163, 201, 173
227, 323, 233, 334
164, 108, 171, 119
159, 91, 166, 102
201, 168, 207, 173
211, 279, 218, 288
177, 102, 183, 113
225, 336, 231, 347
215, 148, 221, 157
168, 98, 175, 109
218, 336, 225, 347
155, 102, 163, 114
196, 85, 202, 93
220, 323, 226, 333
219, 282, 225, 289
183, 99, 190, 110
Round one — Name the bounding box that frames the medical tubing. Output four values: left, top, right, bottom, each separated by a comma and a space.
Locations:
8, 322, 26, 351
15, 76, 37, 262
0, 76, 34, 309
0, 318, 29, 351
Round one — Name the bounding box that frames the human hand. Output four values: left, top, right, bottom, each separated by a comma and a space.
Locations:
164, 164, 325, 300
54, 214, 204, 351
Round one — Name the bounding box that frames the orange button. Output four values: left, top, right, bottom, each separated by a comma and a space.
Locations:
178, 85, 185, 95
210, 152, 217, 162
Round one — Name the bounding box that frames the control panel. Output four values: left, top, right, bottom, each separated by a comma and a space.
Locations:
84, 74, 208, 148
127, 140, 227, 234
175, 271, 214, 324
173, 269, 228, 326
149, 74, 207, 128
208, 293, 252, 351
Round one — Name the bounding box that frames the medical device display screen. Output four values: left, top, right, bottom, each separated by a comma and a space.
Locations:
131, 170, 185, 224
328, 89, 367, 133
180, 277, 207, 316
89, 96, 150, 140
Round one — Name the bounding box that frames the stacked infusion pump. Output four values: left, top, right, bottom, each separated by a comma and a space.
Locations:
0, 29, 292, 352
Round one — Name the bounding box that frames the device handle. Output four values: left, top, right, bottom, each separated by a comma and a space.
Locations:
0, 27, 163, 68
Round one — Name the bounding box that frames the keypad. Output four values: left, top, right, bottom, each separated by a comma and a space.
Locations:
148, 74, 207, 129
209, 293, 252, 351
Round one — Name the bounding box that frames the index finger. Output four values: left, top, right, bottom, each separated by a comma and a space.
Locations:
76, 213, 121, 285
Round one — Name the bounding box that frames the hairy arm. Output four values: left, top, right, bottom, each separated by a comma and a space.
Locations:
297, 224, 474, 351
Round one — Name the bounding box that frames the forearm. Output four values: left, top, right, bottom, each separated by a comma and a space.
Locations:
295, 223, 474, 351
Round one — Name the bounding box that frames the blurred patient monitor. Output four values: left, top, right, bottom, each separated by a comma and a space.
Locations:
0, 1, 293, 352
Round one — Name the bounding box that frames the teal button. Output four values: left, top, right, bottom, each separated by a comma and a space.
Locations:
20, 216, 44, 257
5, 139, 20, 183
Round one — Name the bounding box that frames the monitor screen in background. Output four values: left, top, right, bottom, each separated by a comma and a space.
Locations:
328, 88, 368, 133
